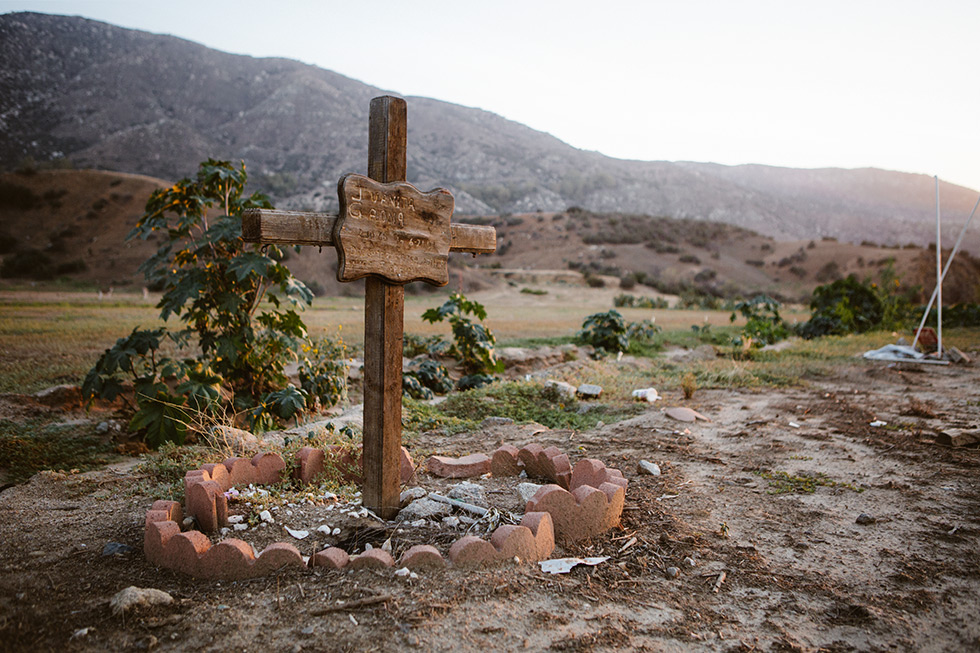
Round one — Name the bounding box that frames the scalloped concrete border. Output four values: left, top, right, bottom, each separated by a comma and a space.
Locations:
144, 441, 626, 579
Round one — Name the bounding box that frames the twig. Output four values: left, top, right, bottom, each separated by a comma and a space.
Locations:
713, 571, 727, 593
310, 594, 395, 615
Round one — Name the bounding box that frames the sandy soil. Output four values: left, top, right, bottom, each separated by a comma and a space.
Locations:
1, 357, 978, 652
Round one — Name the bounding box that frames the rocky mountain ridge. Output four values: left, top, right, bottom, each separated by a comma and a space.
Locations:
1, 11, 978, 252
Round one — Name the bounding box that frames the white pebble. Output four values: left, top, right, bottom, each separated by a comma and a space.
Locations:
332, 527, 341, 536
259, 510, 274, 523
234, 523, 248, 531
227, 515, 244, 524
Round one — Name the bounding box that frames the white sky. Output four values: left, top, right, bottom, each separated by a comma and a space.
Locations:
3, 0, 978, 192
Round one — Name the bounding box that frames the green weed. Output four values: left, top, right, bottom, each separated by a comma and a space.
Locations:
755, 469, 863, 494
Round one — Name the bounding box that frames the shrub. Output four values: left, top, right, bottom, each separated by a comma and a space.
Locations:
577, 310, 628, 354
83, 159, 313, 445
730, 295, 789, 348
298, 334, 350, 410
797, 276, 882, 339
421, 292, 503, 377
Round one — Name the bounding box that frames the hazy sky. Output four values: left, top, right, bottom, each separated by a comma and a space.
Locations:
3, 0, 979, 192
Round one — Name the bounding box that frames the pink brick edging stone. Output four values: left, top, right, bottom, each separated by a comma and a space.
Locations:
145, 440, 626, 579
426, 453, 491, 478
145, 500, 306, 580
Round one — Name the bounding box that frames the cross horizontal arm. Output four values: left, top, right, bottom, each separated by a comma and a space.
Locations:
241, 208, 496, 254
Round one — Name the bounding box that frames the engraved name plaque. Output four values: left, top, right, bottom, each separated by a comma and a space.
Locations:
334, 173, 455, 286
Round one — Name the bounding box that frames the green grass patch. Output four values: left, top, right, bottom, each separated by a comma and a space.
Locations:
0, 418, 117, 484
755, 469, 863, 494
438, 380, 644, 430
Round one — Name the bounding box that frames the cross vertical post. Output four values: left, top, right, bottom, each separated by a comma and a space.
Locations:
362, 96, 407, 519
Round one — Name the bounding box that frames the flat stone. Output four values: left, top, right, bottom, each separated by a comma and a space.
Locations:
397, 498, 451, 521
109, 587, 174, 616
207, 426, 259, 455
664, 406, 710, 422
480, 417, 514, 427
400, 487, 427, 507
544, 380, 577, 399
517, 482, 544, 503
576, 384, 603, 399
638, 460, 661, 476
448, 481, 487, 506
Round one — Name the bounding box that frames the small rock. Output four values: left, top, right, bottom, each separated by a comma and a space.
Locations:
227, 515, 244, 524
394, 567, 411, 578
233, 524, 248, 531
332, 527, 341, 536
96, 421, 111, 434
666, 566, 680, 578
517, 482, 544, 503
480, 417, 514, 427
259, 510, 274, 523
637, 460, 661, 476
398, 498, 451, 521
285, 527, 309, 540
101, 541, 135, 556
577, 384, 603, 399
855, 513, 876, 525
946, 346, 972, 364
410, 519, 427, 527
442, 516, 460, 528
447, 481, 487, 506
109, 587, 174, 616
301, 625, 316, 636
206, 425, 259, 455
544, 380, 577, 399
664, 406, 710, 422
181, 517, 195, 530
400, 487, 427, 507
683, 556, 696, 567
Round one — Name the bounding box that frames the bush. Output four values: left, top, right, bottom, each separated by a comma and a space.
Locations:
730, 295, 789, 348
797, 276, 882, 339
577, 310, 628, 354
298, 334, 350, 410
421, 292, 503, 377
83, 159, 313, 446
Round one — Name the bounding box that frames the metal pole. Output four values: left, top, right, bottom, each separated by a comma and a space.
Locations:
912, 194, 980, 349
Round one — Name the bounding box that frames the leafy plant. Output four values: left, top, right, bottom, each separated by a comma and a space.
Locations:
577, 310, 628, 354
83, 159, 313, 445
298, 332, 351, 410
730, 295, 789, 348
403, 359, 454, 397
797, 276, 883, 339
421, 292, 503, 378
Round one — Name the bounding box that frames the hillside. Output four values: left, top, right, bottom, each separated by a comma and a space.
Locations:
3, 170, 977, 305
2, 11, 979, 254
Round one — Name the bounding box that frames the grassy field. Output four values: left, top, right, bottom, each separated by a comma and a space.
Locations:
1, 286, 974, 396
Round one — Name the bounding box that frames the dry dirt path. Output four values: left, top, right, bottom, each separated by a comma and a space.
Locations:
0, 360, 977, 652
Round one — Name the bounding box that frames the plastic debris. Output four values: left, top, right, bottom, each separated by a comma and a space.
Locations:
285, 526, 309, 540
632, 388, 661, 403
539, 556, 610, 574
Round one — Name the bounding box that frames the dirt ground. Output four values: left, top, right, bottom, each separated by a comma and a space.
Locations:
1, 355, 978, 652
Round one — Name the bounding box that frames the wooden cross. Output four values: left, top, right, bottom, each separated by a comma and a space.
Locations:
242, 96, 496, 519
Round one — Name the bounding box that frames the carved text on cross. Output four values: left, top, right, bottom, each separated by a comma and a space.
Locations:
242, 96, 496, 519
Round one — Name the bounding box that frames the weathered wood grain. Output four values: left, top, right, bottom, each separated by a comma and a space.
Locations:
335, 174, 454, 286
241, 209, 496, 254
362, 95, 408, 520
